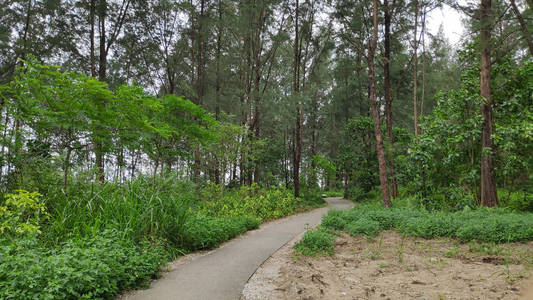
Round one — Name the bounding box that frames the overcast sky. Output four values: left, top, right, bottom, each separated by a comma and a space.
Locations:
427, 4, 467, 48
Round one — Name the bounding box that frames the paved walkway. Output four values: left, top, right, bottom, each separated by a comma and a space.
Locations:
119, 197, 353, 300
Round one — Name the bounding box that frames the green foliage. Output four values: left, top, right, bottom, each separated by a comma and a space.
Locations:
198, 184, 306, 221
41, 176, 193, 247
322, 204, 533, 243
323, 189, 343, 197
294, 227, 335, 256
300, 187, 327, 207
1, 178, 316, 299
0, 190, 49, 236
180, 214, 259, 250
345, 218, 381, 237
0, 231, 167, 300
399, 57, 532, 209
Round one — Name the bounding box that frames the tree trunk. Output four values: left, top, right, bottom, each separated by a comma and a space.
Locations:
193, 0, 206, 184
292, 0, 302, 198
214, 0, 223, 185
369, 0, 391, 208
63, 146, 72, 190
94, 0, 107, 182
383, 0, 398, 199
510, 0, 533, 56
479, 0, 498, 207
420, 6, 426, 120
412, 0, 419, 136
89, 0, 96, 77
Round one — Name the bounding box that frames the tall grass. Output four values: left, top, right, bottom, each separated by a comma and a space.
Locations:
41, 176, 195, 246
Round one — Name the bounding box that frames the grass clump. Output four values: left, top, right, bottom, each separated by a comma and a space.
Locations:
321, 204, 533, 243
345, 218, 381, 237
294, 227, 335, 256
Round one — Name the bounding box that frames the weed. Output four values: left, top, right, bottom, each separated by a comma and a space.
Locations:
294, 227, 335, 256
398, 233, 406, 263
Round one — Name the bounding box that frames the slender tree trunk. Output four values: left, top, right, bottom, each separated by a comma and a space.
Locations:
89, 0, 96, 77
94, 0, 107, 182
420, 6, 426, 119
292, 0, 302, 198
369, 0, 391, 208
193, 0, 206, 184
214, 0, 223, 185
510, 0, 533, 56
412, 0, 419, 136
479, 0, 498, 207
63, 146, 72, 190
383, 0, 398, 199
98, 0, 106, 81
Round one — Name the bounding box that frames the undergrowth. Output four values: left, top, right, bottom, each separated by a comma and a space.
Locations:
322, 204, 533, 243
0, 176, 322, 299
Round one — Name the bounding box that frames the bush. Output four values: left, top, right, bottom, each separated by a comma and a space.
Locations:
199, 185, 305, 221
294, 227, 335, 256
321, 210, 346, 230
301, 188, 326, 207
180, 214, 260, 250
324, 189, 343, 197
0, 231, 167, 300
0, 190, 49, 236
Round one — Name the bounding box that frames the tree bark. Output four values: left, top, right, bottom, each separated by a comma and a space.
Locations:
412, 0, 419, 136
293, 0, 302, 198
369, 0, 391, 208
193, 0, 206, 184
214, 0, 223, 185
63, 146, 72, 190
89, 0, 96, 77
510, 0, 533, 56
479, 0, 498, 207
383, 0, 398, 199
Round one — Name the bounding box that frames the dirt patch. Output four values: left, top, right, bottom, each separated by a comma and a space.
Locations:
243, 231, 533, 300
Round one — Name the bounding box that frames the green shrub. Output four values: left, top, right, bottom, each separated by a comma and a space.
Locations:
321, 210, 347, 230
180, 214, 260, 250
345, 218, 381, 237
0, 190, 49, 236
324, 189, 343, 197
301, 188, 326, 207
199, 185, 304, 221
344, 186, 366, 201
294, 227, 335, 256
0, 231, 167, 300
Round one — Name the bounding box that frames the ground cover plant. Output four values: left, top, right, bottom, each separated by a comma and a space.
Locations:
322, 204, 533, 243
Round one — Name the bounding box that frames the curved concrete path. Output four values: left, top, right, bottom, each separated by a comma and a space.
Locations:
119, 197, 353, 300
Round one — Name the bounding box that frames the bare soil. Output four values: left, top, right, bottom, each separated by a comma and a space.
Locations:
242, 231, 533, 300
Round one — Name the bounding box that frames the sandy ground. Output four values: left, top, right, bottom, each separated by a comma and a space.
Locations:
242, 231, 533, 300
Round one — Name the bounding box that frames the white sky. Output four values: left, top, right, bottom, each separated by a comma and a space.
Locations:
427, 4, 467, 48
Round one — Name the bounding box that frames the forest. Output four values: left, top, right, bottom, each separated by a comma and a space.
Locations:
0, 0, 532, 298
